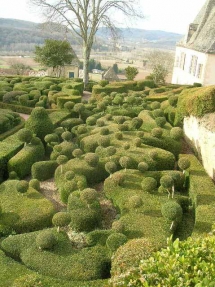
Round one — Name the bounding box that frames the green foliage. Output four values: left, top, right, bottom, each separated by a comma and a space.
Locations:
106, 233, 127, 252
12, 274, 44, 287
99, 80, 109, 87
178, 157, 190, 171
119, 156, 133, 170
105, 161, 117, 176
17, 128, 33, 144
52, 212, 71, 228
86, 229, 113, 246
168, 95, 178, 107
151, 127, 163, 138
0, 133, 24, 182
80, 188, 98, 204
8, 138, 45, 178
0, 180, 55, 233
84, 153, 99, 167
36, 230, 57, 250
161, 201, 183, 222
138, 162, 149, 173
170, 127, 183, 140
16, 180, 29, 194
125, 66, 138, 81
111, 173, 125, 186
112, 63, 119, 74
141, 177, 157, 193
29, 179, 40, 191
160, 175, 174, 189
110, 238, 158, 281
182, 154, 215, 235
1, 229, 110, 282
114, 236, 215, 287
128, 195, 143, 209
70, 208, 101, 232
32, 160, 58, 181
175, 87, 215, 125
150, 64, 169, 84
34, 39, 74, 74
0, 109, 22, 134
25, 107, 54, 140
155, 116, 166, 127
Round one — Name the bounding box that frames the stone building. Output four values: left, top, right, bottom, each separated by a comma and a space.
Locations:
172, 0, 215, 86
103, 67, 119, 81
47, 47, 80, 78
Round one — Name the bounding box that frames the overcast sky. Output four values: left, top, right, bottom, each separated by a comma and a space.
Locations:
0, 0, 206, 34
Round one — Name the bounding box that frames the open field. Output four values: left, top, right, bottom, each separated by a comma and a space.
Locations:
0, 52, 173, 83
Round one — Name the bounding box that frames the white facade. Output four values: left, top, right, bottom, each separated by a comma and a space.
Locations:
172, 46, 215, 86
184, 114, 215, 180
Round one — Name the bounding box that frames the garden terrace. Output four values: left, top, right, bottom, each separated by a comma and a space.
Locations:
0, 76, 214, 286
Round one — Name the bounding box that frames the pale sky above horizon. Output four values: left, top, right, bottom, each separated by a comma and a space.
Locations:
0, 0, 206, 34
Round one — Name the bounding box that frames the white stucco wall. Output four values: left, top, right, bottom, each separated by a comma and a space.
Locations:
183, 114, 215, 180
204, 54, 215, 86
171, 46, 215, 86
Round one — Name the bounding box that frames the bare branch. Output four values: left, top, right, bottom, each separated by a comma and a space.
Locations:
28, 0, 144, 86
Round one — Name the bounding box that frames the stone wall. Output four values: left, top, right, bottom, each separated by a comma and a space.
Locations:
183, 113, 215, 180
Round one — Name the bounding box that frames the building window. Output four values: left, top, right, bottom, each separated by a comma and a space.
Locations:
196, 64, 203, 78
189, 55, 198, 76
179, 52, 186, 70
175, 56, 180, 67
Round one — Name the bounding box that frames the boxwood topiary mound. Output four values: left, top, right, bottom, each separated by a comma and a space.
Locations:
110, 238, 159, 282
1, 228, 111, 281
0, 180, 55, 233
25, 107, 54, 140
8, 137, 45, 178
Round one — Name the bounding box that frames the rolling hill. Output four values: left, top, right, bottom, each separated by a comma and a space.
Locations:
0, 18, 183, 54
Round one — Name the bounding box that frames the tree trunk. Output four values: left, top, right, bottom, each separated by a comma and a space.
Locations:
83, 43, 90, 88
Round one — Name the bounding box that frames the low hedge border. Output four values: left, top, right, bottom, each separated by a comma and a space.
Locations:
179, 154, 215, 235
0, 133, 23, 182
0, 102, 33, 114
0, 119, 25, 141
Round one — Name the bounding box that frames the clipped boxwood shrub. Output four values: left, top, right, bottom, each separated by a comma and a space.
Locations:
57, 96, 81, 109
69, 208, 100, 232
141, 177, 157, 193
52, 212, 71, 229
0, 180, 55, 233
25, 107, 54, 140
111, 238, 158, 280
8, 138, 45, 178
36, 230, 57, 250
32, 160, 58, 181
106, 233, 127, 252
86, 229, 113, 246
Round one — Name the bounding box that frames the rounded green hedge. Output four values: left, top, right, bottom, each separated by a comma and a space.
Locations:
141, 177, 157, 193
32, 160, 58, 181
36, 230, 57, 250
106, 233, 127, 252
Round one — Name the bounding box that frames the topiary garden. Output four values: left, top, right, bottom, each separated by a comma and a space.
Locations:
0, 75, 215, 286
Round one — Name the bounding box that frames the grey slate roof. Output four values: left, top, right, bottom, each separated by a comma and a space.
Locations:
178, 0, 215, 53
103, 67, 119, 81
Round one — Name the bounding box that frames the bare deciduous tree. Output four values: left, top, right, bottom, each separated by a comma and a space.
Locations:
146, 50, 174, 84
28, 0, 144, 87
7, 59, 32, 75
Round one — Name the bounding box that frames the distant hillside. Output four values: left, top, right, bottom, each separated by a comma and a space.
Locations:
97, 27, 182, 42
0, 18, 183, 54
0, 18, 79, 55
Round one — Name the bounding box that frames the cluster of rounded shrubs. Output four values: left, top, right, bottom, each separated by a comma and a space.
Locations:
0, 78, 197, 286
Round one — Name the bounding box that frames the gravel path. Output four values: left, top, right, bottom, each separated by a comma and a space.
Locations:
82, 91, 92, 102
19, 113, 30, 120
40, 178, 66, 211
